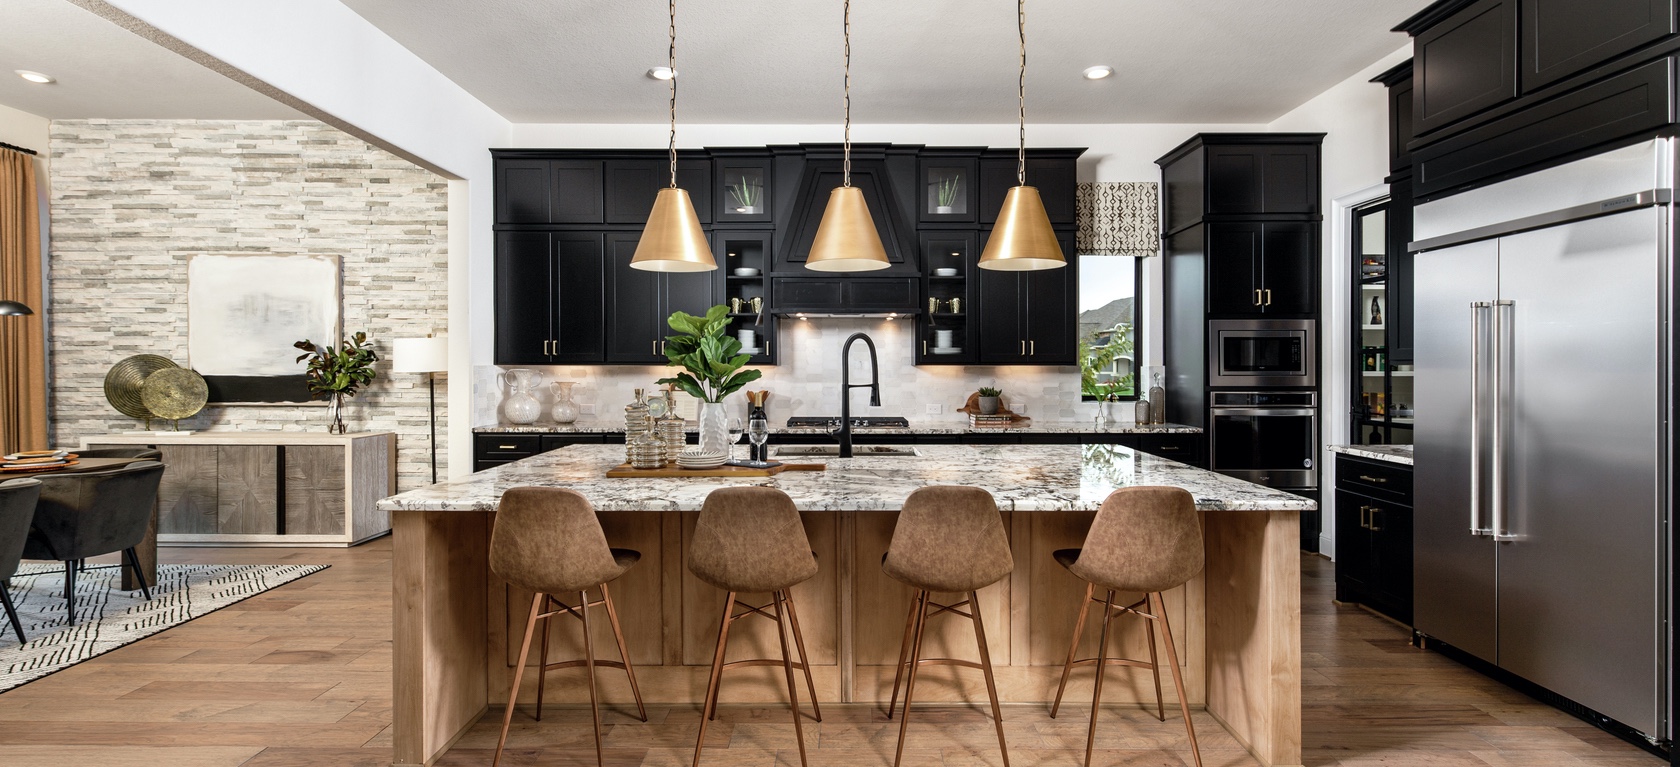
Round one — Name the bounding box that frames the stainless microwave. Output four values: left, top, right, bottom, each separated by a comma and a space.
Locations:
1208, 319, 1316, 388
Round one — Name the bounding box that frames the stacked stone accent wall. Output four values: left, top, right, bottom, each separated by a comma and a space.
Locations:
48, 119, 449, 491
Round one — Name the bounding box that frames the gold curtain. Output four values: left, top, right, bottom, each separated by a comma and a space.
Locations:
0, 148, 47, 454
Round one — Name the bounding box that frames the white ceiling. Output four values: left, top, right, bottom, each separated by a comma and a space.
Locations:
0, 0, 303, 120
342, 0, 1429, 124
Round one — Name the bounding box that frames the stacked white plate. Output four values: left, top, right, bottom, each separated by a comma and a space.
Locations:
676, 448, 727, 470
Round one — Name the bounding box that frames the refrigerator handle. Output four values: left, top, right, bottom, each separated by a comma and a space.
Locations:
1492, 299, 1519, 541
1470, 301, 1492, 536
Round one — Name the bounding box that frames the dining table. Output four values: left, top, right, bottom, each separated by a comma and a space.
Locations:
4, 454, 159, 589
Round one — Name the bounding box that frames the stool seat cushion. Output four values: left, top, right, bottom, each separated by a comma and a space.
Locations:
690, 487, 817, 593
883, 486, 1012, 593
1069, 486, 1203, 594
491, 487, 634, 595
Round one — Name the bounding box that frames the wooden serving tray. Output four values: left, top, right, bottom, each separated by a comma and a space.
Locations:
606, 462, 825, 478
0, 455, 79, 473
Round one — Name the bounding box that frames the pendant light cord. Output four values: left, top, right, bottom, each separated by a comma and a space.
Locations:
842, 0, 852, 188
1016, 0, 1027, 186
667, 0, 678, 188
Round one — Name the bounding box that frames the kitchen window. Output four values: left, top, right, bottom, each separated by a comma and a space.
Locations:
1078, 255, 1140, 400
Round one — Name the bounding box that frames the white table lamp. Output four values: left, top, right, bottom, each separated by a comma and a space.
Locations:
393, 336, 448, 483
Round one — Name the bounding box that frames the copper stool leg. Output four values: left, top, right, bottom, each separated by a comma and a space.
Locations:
1084, 590, 1117, 767
782, 587, 823, 722
579, 590, 605, 767
693, 592, 737, 767
969, 590, 1012, 767
1151, 591, 1201, 767
1050, 581, 1096, 718
772, 591, 810, 767
892, 589, 931, 767
1144, 600, 1165, 722
886, 590, 923, 719
534, 596, 551, 722
493, 593, 544, 767
599, 582, 649, 722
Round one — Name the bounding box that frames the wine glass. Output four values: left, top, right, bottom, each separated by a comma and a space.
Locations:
727, 417, 744, 461
748, 416, 770, 463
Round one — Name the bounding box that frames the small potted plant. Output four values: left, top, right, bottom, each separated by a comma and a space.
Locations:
934, 175, 960, 214
658, 305, 763, 454
295, 331, 378, 434
977, 386, 1003, 415
728, 176, 761, 215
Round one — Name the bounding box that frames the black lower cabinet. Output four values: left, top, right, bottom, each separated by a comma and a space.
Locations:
1334, 455, 1414, 624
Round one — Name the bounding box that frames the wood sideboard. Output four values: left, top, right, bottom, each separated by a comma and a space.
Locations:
83, 431, 396, 547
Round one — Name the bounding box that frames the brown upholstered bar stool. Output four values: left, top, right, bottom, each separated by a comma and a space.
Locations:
489, 487, 647, 767
882, 485, 1014, 767
689, 486, 821, 767
1049, 486, 1205, 767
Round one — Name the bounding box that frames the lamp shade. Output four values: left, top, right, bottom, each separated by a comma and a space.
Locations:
978, 185, 1066, 271
0, 300, 33, 316
392, 337, 448, 374
631, 187, 716, 272
805, 186, 891, 272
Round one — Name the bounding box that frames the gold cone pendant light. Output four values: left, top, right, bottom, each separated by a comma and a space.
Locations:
805, 0, 891, 272
979, 0, 1066, 271
630, 0, 716, 272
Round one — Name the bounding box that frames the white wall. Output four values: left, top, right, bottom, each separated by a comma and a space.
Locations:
1266, 44, 1412, 557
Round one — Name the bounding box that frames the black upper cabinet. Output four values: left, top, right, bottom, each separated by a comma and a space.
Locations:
978, 152, 1080, 225
1205, 222, 1317, 318
494, 231, 605, 365
1409, 0, 1519, 134
496, 161, 553, 224
1386, 178, 1416, 364
1372, 60, 1416, 173
1155, 134, 1324, 233
1521, 0, 1675, 93
976, 231, 1078, 364
604, 232, 720, 364
549, 160, 605, 224
603, 159, 712, 225
714, 155, 774, 223
918, 155, 980, 223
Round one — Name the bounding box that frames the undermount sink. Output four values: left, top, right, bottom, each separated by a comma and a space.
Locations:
773, 445, 921, 458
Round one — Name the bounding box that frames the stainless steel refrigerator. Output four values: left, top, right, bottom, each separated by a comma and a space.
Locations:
1413, 138, 1671, 745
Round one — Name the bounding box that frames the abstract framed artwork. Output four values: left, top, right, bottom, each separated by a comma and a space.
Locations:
186, 254, 341, 404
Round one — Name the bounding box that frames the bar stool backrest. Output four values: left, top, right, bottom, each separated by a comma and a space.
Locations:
0, 478, 41, 581
884, 485, 1013, 593
1072, 486, 1204, 594
690, 486, 817, 593
491, 487, 620, 595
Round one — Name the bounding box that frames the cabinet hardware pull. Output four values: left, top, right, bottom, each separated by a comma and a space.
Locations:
922, 340, 927, 355
498, 444, 518, 450
652, 340, 657, 355
1264, 288, 1273, 306
1020, 340, 1025, 355
1360, 505, 1370, 529
1030, 340, 1035, 356
1368, 507, 1383, 532
1357, 474, 1387, 484
1254, 288, 1263, 306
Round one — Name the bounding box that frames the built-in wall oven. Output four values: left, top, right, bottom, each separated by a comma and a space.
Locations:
1208, 319, 1316, 388
1208, 391, 1318, 489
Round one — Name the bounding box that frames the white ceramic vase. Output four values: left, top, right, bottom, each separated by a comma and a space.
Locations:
697, 400, 730, 455
550, 381, 578, 424
500, 368, 543, 425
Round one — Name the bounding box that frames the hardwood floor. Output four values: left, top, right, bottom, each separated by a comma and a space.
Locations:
0, 541, 1664, 766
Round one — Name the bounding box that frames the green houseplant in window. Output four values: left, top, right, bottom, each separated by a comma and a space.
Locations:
658, 305, 763, 455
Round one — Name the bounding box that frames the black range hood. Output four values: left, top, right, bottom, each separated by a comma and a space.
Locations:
771, 276, 920, 316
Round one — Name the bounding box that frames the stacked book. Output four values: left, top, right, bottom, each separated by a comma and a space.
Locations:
968, 414, 1017, 429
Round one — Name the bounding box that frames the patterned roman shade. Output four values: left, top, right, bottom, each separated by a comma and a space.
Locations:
1075, 181, 1159, 257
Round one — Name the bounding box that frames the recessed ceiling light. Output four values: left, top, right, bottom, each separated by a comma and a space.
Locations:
1082, 65, 1114, 81
647, 67, 676, 81
15, 70, 55, 84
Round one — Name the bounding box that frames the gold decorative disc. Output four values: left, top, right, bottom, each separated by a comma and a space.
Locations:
140, 367, 209, 421
104, 354, 178, 420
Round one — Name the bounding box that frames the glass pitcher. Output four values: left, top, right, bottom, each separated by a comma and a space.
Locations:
499, 368, 544, 425
550, 381, 579, 424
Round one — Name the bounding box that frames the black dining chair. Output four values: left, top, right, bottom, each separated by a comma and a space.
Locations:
0, 477, 42, 642
23, 461, 165, 623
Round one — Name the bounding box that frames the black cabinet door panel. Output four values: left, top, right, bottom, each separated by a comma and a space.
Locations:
605, 232, 661, 362
1021, 233, 1078, 363
497, 160, 551, 224
1369, 501, 1414, 624
1334, 489, 1373, 597
664, 270, 719, 324
978, 158, 1017, 225
1387, 177, 1416, 364
1206, 223, 1263, 317
1206, 146, 1319, 215
552, 232, 606, 362
604, 160, 662, 224
1258, 147, 1318, 214
549, 160, 604, 224
495, 232, 553, 365
976, 268, 1025, 364
1259, 222, 1317, 316
1206, 148, 1264, 214
1415, 0, 1518, 134
1025, 158, 1079, 223
1521, 0, 1675, 93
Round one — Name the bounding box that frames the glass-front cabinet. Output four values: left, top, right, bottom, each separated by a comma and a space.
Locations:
915, 231, 976, 364
714, 231, 776, 365
1351, 202, 1411, 445
918, 157, 978, 223
714, 156, 773, 223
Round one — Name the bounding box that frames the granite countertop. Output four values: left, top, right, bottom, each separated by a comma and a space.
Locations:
473, 419, 1201, 435
1328, 444, 1414, 466
380, 443, 1311, 514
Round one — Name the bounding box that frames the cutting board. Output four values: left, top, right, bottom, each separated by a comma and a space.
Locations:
606, 462, 825, 478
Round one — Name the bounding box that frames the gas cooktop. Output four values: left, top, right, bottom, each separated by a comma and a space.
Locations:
785, 416, 911, 429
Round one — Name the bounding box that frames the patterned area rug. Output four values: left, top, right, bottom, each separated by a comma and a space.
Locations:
0, 561, 328, 693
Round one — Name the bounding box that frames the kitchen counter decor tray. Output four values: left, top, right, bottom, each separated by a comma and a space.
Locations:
0, 454, 78, 473
605, 462, 824, 478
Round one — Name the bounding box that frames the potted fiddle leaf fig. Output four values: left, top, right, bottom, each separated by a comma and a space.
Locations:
657, 305, 762, 454
295, 331, 378, 434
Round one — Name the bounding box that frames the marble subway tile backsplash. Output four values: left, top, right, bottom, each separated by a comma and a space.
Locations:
475, 317, 1122, 427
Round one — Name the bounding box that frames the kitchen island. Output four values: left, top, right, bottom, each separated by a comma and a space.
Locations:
380, 443, 1313, 767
